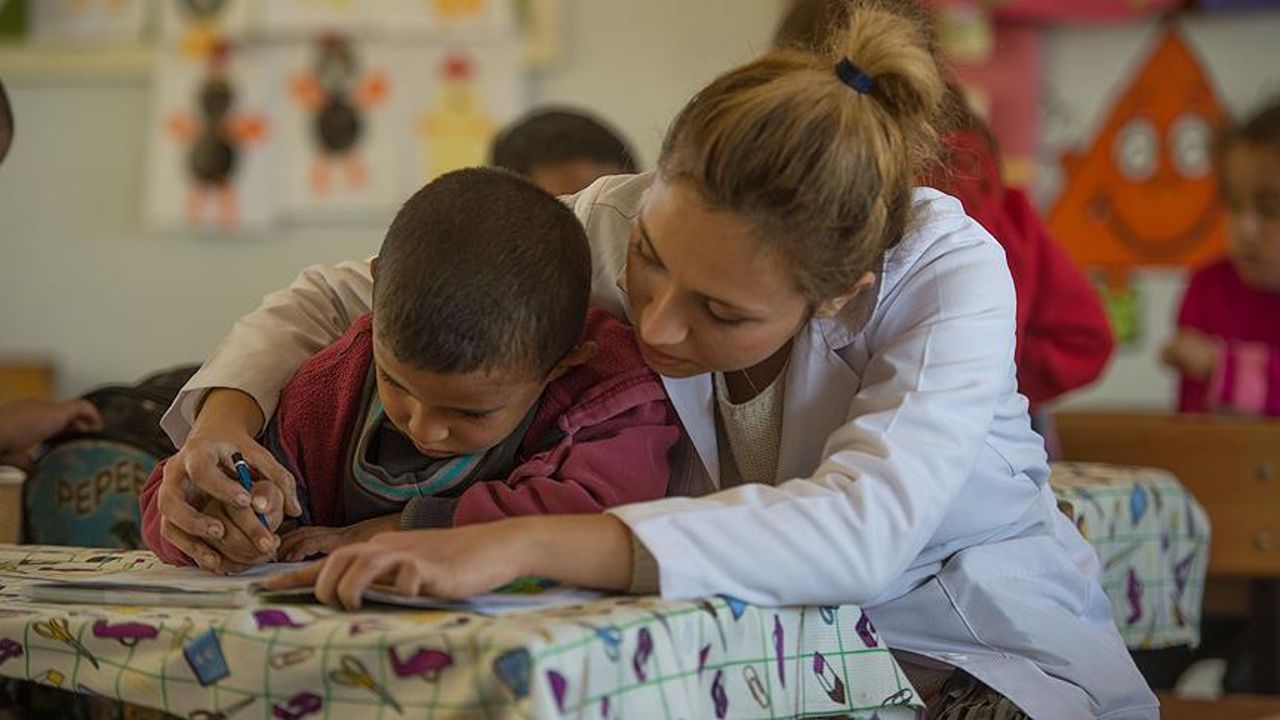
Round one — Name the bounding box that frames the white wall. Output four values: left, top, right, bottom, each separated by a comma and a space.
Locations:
0, 0, 781, 397
1040, 11, 1280, 410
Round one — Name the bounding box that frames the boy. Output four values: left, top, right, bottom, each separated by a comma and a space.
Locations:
489, 107, 637, 196
141, 168, 678, 567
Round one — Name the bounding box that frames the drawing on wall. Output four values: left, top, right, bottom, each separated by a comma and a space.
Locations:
291, 35, 389, 196
148, 43, 272, 233
416, 53, 496, 180
1047, 27, 1228, 342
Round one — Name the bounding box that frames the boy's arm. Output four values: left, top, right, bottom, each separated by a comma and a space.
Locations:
401, 399, 679, 528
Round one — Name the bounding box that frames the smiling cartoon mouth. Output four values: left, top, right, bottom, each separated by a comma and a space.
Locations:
1093, 193, 1221, 261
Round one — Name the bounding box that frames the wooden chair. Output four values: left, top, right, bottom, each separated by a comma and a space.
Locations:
1056, 412, 1280, 702
0, 360, 55, 403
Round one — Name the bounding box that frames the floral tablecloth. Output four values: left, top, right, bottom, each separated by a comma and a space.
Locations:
1050, 462, 1211, 650
0, 545, 921, 719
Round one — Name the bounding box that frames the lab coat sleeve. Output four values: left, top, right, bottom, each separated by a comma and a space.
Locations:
608, 239, 1018, 606
159, 259, 374, 445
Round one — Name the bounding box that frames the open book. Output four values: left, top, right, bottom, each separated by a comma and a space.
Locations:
18, 563, 601, 614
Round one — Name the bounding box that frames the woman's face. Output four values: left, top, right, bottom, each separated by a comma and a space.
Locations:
623, 176, 813, 377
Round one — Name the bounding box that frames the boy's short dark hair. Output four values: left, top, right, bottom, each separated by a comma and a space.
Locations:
489, 107, 638, 176
374, 167, 591, 377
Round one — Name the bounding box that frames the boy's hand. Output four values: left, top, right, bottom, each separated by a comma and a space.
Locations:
279, 514, 400, 563
1162, 329, 1221, 381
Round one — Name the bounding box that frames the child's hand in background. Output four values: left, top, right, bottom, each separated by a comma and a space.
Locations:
1162, 328, 1222, 381
279, 514, 400, 563
0, 398, 102, 464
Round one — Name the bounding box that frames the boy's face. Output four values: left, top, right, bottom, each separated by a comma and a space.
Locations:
372, 332, 549, 458
1223, 142, 1280, 291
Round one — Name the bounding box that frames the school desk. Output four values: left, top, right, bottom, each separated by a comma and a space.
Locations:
1050, 462, 1211, 651
0, 544, 922, 719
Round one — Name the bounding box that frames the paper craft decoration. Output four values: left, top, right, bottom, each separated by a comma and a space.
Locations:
27, 0, 147, 45
145, 2, 528, 232
1048, 27, 1227, 273
159, 0, 257, 55
368, 0, 515, 37
1047, 27, 1227, 343
146, 43, 273, 233
398, 43, 522, 185
275, 35, 398, 218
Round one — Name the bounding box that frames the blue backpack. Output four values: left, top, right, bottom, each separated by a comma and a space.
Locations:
23, 366, 198, 548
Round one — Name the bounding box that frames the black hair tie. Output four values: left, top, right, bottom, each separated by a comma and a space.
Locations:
835, 58, 875, 95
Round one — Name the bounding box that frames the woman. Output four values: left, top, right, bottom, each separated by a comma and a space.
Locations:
152, 3, 1154, 718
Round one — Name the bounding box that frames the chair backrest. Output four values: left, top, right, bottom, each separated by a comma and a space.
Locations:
1056, 412, 1280, 578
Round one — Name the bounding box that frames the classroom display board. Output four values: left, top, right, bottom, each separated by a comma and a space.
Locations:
144, 1, 525, 234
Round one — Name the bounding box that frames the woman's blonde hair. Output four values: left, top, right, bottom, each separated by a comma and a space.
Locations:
659, 0, 946, 303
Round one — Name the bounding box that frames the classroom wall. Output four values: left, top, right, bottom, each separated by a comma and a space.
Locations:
0, 0, 780, 398
1, 3, 1278, 408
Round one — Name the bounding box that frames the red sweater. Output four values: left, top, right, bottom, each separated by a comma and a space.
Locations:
936, 131, 1115, 408
1177, 258, 1280, 415
141, 310, 679, 565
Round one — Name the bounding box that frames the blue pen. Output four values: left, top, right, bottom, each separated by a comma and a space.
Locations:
230, 451, 270, 528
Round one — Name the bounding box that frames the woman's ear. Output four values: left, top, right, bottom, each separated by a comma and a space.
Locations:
814, 272, 876, 318
547, 342, 599, 382
369, 256, 380, 281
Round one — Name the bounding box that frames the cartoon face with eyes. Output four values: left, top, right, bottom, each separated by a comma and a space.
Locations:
1048, 28, 1228, 271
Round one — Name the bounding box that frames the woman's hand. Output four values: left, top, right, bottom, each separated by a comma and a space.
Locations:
264, 514, 637, 610
192, 482, 287, 573
155, 388, 301, 572
279, 514, 400, 563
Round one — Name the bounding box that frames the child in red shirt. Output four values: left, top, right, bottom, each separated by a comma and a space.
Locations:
1164, 99, 1280, 415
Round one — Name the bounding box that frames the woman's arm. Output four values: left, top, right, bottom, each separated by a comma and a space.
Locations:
610, 238, 1020, 607
149, 259, 373, 572
160, 259, 375, 444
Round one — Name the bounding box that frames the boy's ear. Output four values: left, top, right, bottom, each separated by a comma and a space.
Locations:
814, 272, 876, 319
547, 342, 598, 382
369, 256, 379, 281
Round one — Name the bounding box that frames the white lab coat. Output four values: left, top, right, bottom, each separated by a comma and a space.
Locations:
163, 172, 1157, 719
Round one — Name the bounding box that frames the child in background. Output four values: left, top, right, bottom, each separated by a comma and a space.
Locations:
141, 168, 678, 569
935, 98, 1115, 412
489, 107, 637, 196
1164, 99, 1280, 415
